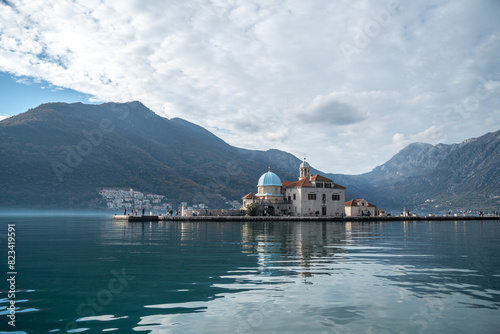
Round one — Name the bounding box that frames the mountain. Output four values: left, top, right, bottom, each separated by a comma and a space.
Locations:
360, 131, 500, 212
0, 101, 498, 212
0, 101, 303, 209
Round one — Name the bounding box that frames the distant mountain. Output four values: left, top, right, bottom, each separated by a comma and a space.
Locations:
0, 101, 498, 212
369, 142, 442, 182
359, 130, 500, 212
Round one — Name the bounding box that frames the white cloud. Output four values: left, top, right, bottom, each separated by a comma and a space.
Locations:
0, 0, 499, 174
392, 125, 447, 151
302, 94, 367, 126
14, 77, 33, 85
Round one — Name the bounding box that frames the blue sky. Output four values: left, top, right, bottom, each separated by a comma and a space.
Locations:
0, 73, 94, 119
1, 0, 499, 174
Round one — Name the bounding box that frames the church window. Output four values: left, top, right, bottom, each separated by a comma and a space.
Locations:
332, 194, 340, 201
322, 194, 326, 201
308, 193, 317, 200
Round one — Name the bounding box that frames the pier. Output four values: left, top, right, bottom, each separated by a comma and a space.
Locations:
114, 215, 160, 222
113, 214, 500, 222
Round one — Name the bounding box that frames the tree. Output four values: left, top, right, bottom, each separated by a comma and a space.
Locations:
246, 203, 258, 216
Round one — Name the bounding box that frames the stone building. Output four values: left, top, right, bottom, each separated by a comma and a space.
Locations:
241, 169, 290, 216
282, 160, 346, 217
241, 159, 346, 217
345, 199, 377, 217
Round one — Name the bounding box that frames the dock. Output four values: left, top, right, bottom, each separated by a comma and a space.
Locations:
113, 214, 500, 222
113, 215, 160, 221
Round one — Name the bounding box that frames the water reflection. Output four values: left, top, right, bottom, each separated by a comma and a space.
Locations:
241, 221, 348, 280
134, 220, 500, 333
2, 217, 499, 333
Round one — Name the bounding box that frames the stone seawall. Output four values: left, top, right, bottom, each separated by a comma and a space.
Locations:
181, 208, 244, 217
161, 215, 500, 222
114, 214, 500, 222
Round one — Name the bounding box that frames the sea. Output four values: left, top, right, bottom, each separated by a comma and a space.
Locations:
1, 214, 499, 333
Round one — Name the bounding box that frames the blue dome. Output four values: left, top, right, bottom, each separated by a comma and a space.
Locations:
300, 159, 310, 168
258, 171, 282, 186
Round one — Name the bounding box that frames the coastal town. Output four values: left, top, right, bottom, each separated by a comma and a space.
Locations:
100, 188, 241, 215
100, 188, 171, 212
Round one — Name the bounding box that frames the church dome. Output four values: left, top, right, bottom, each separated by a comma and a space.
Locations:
258, 171, 282, 186
300, 160, 310, 168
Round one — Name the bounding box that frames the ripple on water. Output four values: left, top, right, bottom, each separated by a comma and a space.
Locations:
76, 315, 128, 322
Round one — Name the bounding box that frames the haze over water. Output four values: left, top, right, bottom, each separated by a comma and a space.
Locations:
1, 215, 500, 333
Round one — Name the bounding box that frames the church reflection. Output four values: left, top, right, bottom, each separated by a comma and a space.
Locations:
241, 221, 379, 280
113, 219, 385, 283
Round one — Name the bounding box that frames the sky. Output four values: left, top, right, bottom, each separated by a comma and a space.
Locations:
1, 0, 499, 174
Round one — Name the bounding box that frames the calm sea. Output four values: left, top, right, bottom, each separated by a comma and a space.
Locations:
1, 215, 500, 333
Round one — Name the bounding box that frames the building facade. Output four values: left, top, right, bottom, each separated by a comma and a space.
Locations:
242, 160, 346, 217
242, 169, 290, 216
345, 199, 377, 217
282, 160, 346, 217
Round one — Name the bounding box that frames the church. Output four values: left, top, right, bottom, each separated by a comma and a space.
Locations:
242, 159, 346, 216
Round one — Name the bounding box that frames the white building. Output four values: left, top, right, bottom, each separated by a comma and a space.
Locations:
345, 199, 377, 217
283, 160, 346, 217
242, 159, 346, 217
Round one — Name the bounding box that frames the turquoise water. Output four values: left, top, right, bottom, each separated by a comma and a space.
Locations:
1, 216, 500, 333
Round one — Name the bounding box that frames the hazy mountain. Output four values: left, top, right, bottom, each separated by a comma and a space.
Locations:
360, 130, 500, 212
0, 101, 498, 212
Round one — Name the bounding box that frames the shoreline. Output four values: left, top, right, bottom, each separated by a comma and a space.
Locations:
113, 215, 500, 222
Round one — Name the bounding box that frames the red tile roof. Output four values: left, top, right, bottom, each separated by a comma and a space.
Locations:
282, 178, 314, 188
333, 183, 346, 189
242, 192, 259, 199
345, 199, 356, 206
282, 174, 346, 189
310, 174, 333, 182
345, 199, 376, 207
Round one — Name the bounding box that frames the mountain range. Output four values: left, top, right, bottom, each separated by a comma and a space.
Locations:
0, 101, 498, 213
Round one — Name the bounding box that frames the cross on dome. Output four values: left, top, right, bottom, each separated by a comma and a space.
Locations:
300, 158, 310, 168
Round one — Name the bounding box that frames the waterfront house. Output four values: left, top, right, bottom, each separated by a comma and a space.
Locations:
345, 199, 377, 217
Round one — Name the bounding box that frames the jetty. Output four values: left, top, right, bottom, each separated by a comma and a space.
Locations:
114, 215, 160, 222
113, 214, 500, 222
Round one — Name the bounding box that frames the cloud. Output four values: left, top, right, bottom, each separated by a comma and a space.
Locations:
0, 0, 499, 174
392, 125, 447, 150
14, 76, 33, 85
302, 94, 367, 126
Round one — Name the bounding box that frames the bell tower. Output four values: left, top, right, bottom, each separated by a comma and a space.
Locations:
299, 158, 311, 180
